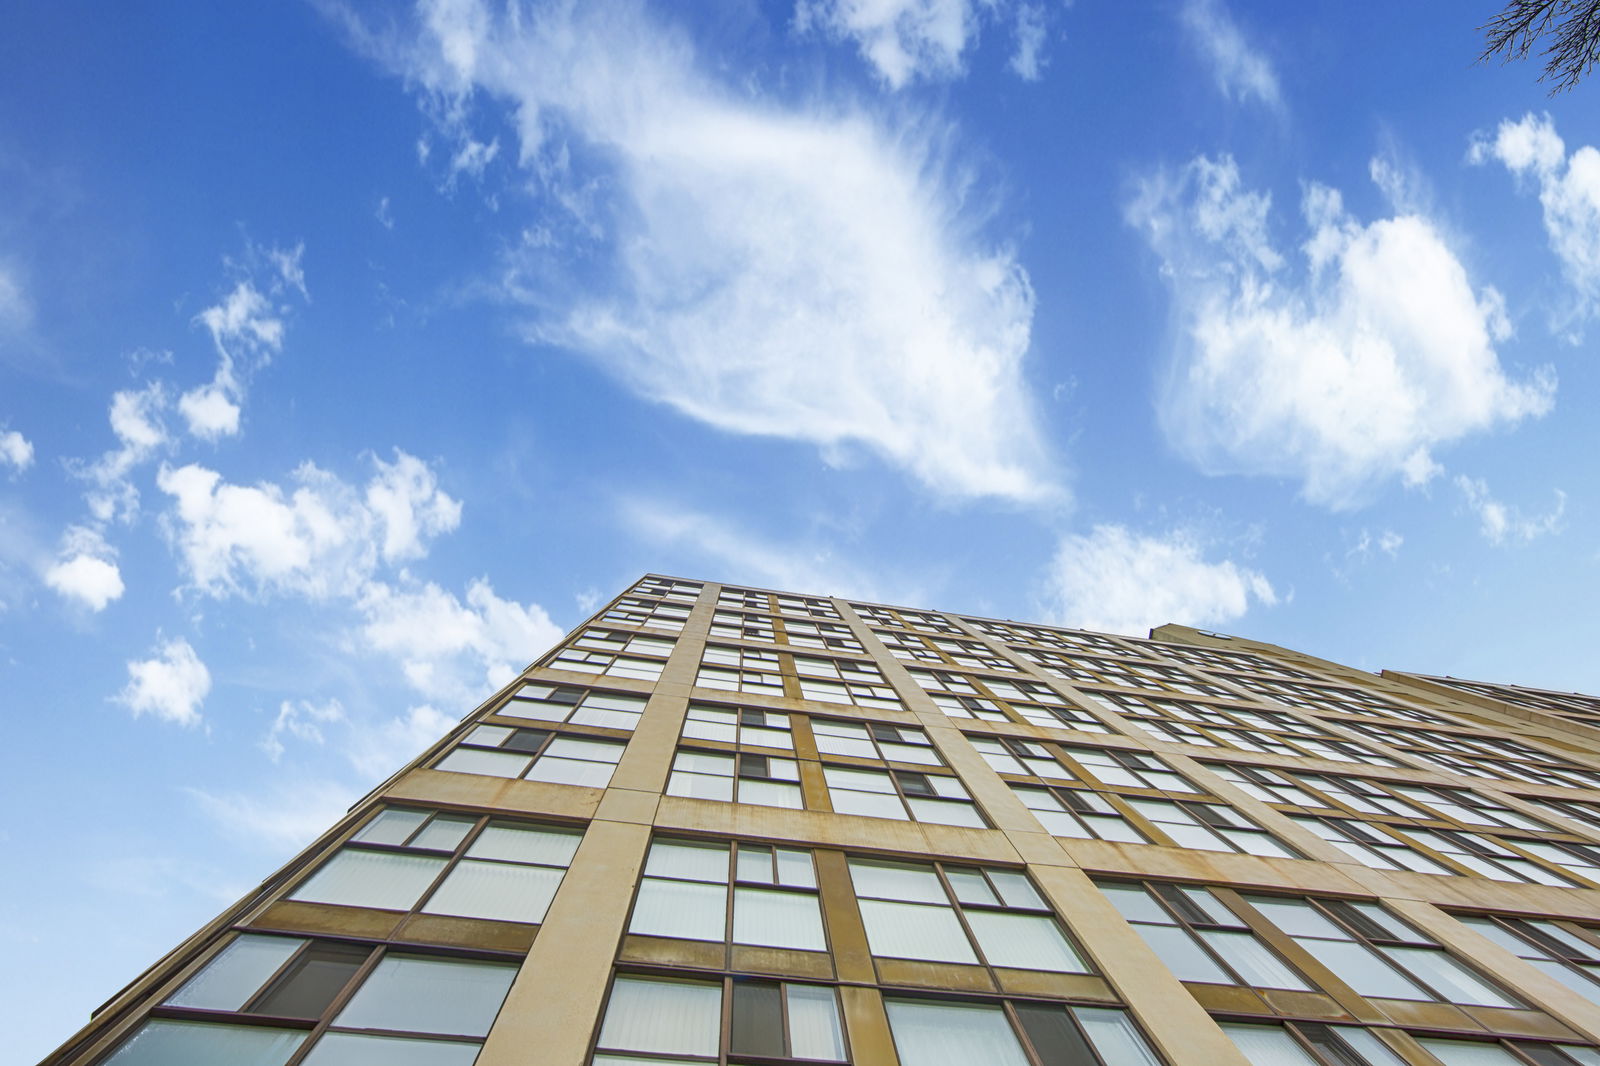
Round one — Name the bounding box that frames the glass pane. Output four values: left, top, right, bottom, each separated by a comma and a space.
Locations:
733, 888, 827, 951
966, 911, 1087, 972
1311, 940, 1429, 1000
1246, 898, 1349, 940
1133, 924, 1231, 983
885, 999, 1031, 1066
830, 789, 908, 819
776, 849, 817, 888
908, 797, 986, 827
848, 860, 947, 903
944, 869, 1000, 906
1200, 931, 1309, 990
466, 824, 581, 866
598, 977, 722, 1056
1221, 1023, 1322, 1066
167, 935, 305, 1010
290, 850, 446, 911
423, 860, 565, 924
411, 816, 476, 851
730, 980, 784, 1057
524, 756, 616, 787
1379, 946, 1517, 1007
253, 942, 370, 1018
435, 748, 532, 777
299, 1033, 481, 1066
1327, 1028, 1412, 1066
355, 809, 429, 846
1015, 1004, 1095, 1065
1414, 1039, 1527, 1065
102, 1020, 305, 1066
786, 985, 847, 1061
1099, 883, 1170, 924
645, 841, 730, 882
631, 879, 727, 941
859, 900, 977, 963
668, 771, 735, 801
737, 778, 805, 808
1073, 1008, 1163, 1066
987, 870, 1045, 909
737, 845, 774, 884
333, 956, 517, 1037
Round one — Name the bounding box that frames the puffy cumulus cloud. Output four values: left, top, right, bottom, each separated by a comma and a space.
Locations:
1471, 113, 1600, 338
69, 383, 171, 524
156, 450, 460, 599
117, 637, 212, 726
347, 0, 1055, 503
1042, 525, 1276, 636
262, 697, 346, 761
356, 578, 563, 704
43, 524, 125, 611
1129, 154, 1555, 509
348, 704, 459, 779
0, 427, 32, 473
180, 244, 308, 440
1179, 0, 1281, 111
1455, 475, 1566, 545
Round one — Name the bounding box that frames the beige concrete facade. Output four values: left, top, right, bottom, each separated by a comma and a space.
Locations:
41, 576, 1600, 1066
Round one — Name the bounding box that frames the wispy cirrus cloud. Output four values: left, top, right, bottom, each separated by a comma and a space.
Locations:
336, 0, 1058, 504
1129, 153, 1554, 509
1179, 0, 1282, 111
1455, 475, 1566, 545
795, 0, 1055, 88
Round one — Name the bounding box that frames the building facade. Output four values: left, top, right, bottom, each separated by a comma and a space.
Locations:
41, 575, 1600, 1066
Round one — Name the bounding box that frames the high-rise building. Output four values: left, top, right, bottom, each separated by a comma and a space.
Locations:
41, 575, 1600, 1066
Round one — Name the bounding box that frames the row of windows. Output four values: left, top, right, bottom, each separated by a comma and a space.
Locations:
709, 608, 865, 652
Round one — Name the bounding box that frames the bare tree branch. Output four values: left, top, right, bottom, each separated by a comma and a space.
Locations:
1481, 0, 1600, 92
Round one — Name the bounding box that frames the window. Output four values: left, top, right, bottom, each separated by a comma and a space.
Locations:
288, 808, 582, 924
884, 998, 1163, 1066
697, 645, 786, 697
593, 974, 847, 1064
601, 594, 692, 631
1011, 785, 1148, 842
775, 593, 841, 619
849, 859, 1089, 973
793, 655, 902, 710
634, 576, 702, 602
1289, 817, 1453, 875
813, 718, 943, 766
1126, 799, 1300, 858
1415, 1038, 1600, 1065
667, 749, 803, 808
1457, 914, 1600, 1006
104, 933, 517, 1066
435, 725, 627, 787
1393, 828, 1581, 887
912, 671, 1113, 732
1064, 746, 1203, 792
680, 703, 793, 749
627, 839, 826, 952
710, 609, 778, 642
496, 683, 648, 731
1098, 881, 1310, 990
553, 628, 676, 681
1242, 895, 1521, 1008
824, 765, 985, 826
1220, 1021, 1415, 1066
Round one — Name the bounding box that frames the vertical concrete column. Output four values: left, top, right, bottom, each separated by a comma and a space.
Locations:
474, 818, 653, 1066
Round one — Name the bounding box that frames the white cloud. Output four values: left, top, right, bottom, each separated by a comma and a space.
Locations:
180, 245, 308, 440
1009, 2, 1048, 81
0, 428, 32, 473
356, 578, 562, 704
355, 0, 1055, 502
117, 637, 212, 727
1129, 153, 1555, 509
43, 524, 125, 611
620, 498, 912, 604
71, 383, 170, 523
376, 196, 396, 229
1041, 525, 1276, 636
1455, 475, 1566, 545
1350, 527, 1404, 561
1179, 0, 1281, 111
262, 697, 346, 761
796, 0, 981, 88
1471, 112, 1600, 338
189, 778, 360, 852
348, 704, 459, 779
157, 450, 460, 599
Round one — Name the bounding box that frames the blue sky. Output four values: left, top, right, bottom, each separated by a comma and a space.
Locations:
4, 0, 1600, 1057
